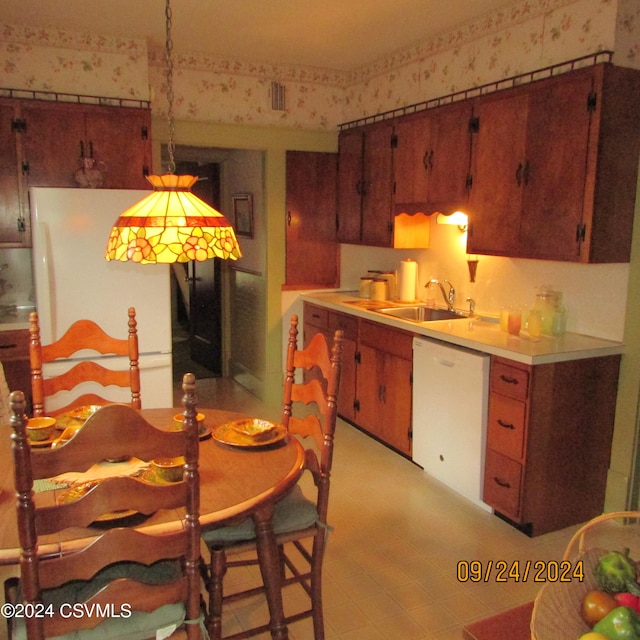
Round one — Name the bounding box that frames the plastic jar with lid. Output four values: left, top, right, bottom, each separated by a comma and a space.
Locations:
359, 277, 373, 299
370, 278, 388, 301
380, 271, 396, 300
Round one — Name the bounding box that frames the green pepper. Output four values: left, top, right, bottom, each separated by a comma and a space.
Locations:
593, 606, 640, 639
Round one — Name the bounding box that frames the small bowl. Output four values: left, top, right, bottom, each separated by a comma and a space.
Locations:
26, 417, 57, 442
173, 412, 206, 433
151, 456, 185, 483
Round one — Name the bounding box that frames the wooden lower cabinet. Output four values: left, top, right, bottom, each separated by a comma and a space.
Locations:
302, 303, 357, 424
483, 354, 621, 536
328, 311, 358, 424
356, 321, 413, 456
303, 304, 413, 456
0, 329, 31, 412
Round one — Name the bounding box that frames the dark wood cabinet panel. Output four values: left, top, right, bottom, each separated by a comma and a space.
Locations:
337, 121, 394, 246
285, 151, 338, 289
483, 354, 621, 536
466, 88, 528, 257
0, 97, 152, 246
302, 304, 413, 456
394, 100, 473, 216
21, 101, 151, 190
357, 320, 413, 456
467, 63, 640, 263
0, 101, 28, 246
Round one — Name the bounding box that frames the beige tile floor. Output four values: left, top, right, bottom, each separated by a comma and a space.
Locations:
1, 375, 638, 640
185, 377, 640, 640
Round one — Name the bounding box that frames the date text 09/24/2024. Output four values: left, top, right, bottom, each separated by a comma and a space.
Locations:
456, 560, 585, 583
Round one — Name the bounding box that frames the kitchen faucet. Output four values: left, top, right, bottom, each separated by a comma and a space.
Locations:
426, 279, 455, 311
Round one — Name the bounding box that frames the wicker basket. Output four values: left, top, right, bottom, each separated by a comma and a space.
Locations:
531, 511, 640, 640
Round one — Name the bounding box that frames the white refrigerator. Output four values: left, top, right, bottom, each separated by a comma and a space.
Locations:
30, 187, 173, 411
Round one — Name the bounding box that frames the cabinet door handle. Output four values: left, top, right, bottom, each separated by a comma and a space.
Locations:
497, 419, 515, 430
515, 163, 523, 186
287, 211, 292, 226
499, 374, 519, 385
422, 150, 429, 170
428, 149, 434, 170
523, 160, 530, 186
493, 477, 511, 489
0, 343, 17, 350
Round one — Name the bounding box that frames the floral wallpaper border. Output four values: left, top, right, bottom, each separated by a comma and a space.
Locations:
0, 0, 637, 129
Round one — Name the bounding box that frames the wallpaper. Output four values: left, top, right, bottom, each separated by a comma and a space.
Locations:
0, 0, 637, 130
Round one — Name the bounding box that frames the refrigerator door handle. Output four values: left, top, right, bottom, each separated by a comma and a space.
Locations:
32, 220, 56, 344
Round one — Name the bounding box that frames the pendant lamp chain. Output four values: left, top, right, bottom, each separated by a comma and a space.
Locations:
164, 0, 176, 174
104, 0, 242, 263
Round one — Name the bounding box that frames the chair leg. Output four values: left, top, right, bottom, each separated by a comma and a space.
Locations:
310, 532, 326, 640
207, 546, 227, 640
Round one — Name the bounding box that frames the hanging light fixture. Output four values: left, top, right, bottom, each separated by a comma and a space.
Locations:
105, 0, 242, 264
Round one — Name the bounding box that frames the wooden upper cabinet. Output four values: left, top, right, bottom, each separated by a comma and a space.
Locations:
0, 100, 28, 247
285, 151, 339, 289
337, 120, 394, 246
518, 69, 594, 261
20, 100, 151, 190
361, 121, 394, 246
467, 63, 640, 263
466, 88, 528, 257
336, 127, 363, 244
393, 100, 473, 216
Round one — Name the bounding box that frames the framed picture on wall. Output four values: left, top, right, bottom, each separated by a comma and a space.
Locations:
232, 193, 254, 238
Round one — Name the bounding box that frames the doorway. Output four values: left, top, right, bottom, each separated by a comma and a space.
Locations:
171, 155, 224, 380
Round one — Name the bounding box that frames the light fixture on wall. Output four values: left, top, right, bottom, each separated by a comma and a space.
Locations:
436, 211, 468, 232
105, 0, 242, 264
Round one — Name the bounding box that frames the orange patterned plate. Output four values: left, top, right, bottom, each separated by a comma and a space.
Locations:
213, 419, 286, 448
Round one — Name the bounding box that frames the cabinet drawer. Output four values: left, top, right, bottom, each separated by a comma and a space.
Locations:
0, 329, 29, 361
303, 303, 329, 330
483, 450, 522, 520
328, 312, 358, 341
487, 393, 526, 461
359, 320, 413, 360
491, 359, 529, 402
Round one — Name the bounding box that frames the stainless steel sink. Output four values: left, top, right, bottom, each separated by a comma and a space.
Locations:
375, 306, 466, 323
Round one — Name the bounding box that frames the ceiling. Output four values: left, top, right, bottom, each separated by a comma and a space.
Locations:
1, 0, 516, 71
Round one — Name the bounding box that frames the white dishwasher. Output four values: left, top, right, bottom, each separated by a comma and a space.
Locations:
412, 337, 491, 510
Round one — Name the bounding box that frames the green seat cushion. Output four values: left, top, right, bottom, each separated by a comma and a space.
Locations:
202, 484, 318, 545
11, 560, 186, 640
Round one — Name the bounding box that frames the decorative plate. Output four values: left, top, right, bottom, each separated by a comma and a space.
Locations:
68, 405, 102, 421
56, 479, 137, 522
212, 419, 286, 448
168, 422, 212, 440
29, 433, 61, 448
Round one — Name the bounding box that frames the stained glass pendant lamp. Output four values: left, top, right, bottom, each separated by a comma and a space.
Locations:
105, 0, 241, 264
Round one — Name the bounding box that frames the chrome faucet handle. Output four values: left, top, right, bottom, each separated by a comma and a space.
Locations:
466, 297, 476, 316
444, 280, 455, 309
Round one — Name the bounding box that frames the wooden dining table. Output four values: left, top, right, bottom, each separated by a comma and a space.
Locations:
0, 407, 306, 640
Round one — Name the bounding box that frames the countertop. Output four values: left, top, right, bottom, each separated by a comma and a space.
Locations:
0, 306, 34, 331
301, 291, 624, 365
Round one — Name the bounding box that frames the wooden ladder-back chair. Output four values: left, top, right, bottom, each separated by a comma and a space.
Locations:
5, 373, 203, 640
201, 315, 343, 640
29, 307, 141, 417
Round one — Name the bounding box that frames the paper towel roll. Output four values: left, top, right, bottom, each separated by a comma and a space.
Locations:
398, 259, 417, 302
